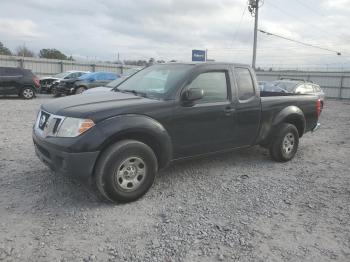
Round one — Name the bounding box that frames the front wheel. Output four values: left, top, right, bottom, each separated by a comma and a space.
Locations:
75, 86, 86, 94
95, 140, 158, 203
269, 123, 299, 162
21, 87, 35, 99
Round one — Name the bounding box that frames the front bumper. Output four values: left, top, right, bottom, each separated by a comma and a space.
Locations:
33, 131, 99, 179
312, 122, 320, 132
55, 86, 74, 95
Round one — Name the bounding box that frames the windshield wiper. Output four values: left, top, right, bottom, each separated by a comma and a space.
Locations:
121, 89, 148, 98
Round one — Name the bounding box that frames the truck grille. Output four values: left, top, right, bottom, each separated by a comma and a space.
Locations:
35, 110, 65, 137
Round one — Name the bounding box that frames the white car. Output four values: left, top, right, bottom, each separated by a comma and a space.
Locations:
40, 70, 89, 93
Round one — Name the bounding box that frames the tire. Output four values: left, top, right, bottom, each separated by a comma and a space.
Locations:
21, 87, 35, 99
95, 140, 158, 203
269, 123, 299, 162
75, 86, 86, 94
52, 87, 62, 97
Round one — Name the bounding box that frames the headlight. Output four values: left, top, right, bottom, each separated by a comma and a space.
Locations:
56, 117, 95, 137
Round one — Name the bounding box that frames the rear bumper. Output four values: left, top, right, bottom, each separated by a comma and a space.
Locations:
33, 132, 99, 179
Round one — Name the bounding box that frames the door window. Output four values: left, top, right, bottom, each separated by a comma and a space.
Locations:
295, 84, 314, 94
313, 85, 321, 92
95, 73, 106, 80
4, 68, 22, 76
188, 71, 228, 103
295, 84, 307, 94
304, 84, 314, 93
235, 68, 255, 100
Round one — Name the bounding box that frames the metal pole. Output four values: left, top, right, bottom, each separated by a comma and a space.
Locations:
252, 0, 259, 69
339, 74, 344, 99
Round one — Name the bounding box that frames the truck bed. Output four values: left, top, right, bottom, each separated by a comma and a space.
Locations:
258, 93, 319, 144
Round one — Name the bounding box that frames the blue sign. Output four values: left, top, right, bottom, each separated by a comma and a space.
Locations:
192, 50, 206, 62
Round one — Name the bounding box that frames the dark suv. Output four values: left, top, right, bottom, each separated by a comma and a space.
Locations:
0, 67, 40, 99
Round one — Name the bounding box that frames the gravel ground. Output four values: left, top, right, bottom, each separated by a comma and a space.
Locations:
0, 95, 349, 262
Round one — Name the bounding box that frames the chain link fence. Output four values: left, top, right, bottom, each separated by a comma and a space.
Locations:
0, 54, 140, 77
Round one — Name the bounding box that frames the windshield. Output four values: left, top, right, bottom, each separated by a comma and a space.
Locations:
115, 64, 193, 98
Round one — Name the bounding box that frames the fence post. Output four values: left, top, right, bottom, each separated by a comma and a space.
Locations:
91, 64, 96, 72
60, 61, 64, 73
339, 74, 344, 99
120, 65, 123, 75
18, 58, 24, 68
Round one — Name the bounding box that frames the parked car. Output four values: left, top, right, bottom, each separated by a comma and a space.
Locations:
53, 77, 85, 97
82, 76, 129, 94
33, 63, 322, 203
40, 70, 88, 93
262, 79, 325, 108
0, 66, 40, 99
54, 72, 119, 96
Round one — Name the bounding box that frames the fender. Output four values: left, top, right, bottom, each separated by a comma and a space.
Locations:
96, 114, 173, 168
258, 106, 306, 146
272, 106, 306, 135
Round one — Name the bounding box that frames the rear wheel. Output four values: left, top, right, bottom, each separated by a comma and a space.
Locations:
95, 140, 158, 203
269, 123, 299, 162
21, 87, 35, 99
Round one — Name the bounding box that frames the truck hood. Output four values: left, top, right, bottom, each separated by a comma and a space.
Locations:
82, 86, 112, 94
41, 91, 160, 122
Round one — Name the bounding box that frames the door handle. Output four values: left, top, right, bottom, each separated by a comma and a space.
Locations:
224, 107, 235, 116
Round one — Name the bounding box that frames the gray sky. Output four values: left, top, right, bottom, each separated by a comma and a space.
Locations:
1, 0, 350, 68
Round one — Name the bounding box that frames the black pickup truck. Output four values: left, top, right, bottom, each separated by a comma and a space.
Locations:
33, 63, 321, 203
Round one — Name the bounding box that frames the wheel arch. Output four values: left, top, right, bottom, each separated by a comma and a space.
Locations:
94, 114, 173, 172
19, 85, 36, 98
272, 106, 306, 137
19, 84, 35, 95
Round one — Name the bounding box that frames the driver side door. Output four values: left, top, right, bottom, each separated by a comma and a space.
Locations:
170, 66, 238, 158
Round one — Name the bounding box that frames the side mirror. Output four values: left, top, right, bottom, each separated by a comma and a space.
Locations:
182, 88, 204, 101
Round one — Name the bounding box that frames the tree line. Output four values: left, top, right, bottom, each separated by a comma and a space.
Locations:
0, 41, 73, 60
0, 41, 174, 65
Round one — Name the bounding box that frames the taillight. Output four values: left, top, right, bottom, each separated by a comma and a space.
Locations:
316, 99, 321, 117
33, 76, 40, 88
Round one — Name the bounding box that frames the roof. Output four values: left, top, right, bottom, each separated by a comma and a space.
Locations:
66, 70, 89, 73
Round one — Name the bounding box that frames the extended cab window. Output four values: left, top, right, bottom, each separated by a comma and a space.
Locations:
188, 71, 228, 103
235, 68, 255, 100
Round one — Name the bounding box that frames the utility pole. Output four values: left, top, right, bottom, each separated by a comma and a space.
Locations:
248, 0, 260, 69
